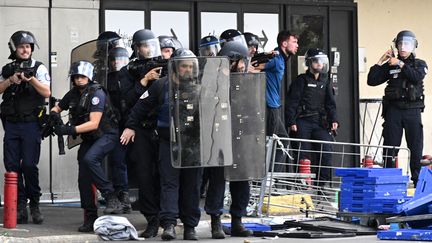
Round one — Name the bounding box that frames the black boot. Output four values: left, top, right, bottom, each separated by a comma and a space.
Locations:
140, 215, 159, 238
117, 191, 132, 214
17, 200, 28, 224
29, 197, 44, 224
231, 216, 252, 237
103, 192, 123, 214
210, 214, 225, 239
161, 224, 176, 241
78, 210, 98, 232
183, 226, 198, 241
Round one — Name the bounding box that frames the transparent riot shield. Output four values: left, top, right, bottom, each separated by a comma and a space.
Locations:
225, 72, 266, 181
169, 57, 233, 168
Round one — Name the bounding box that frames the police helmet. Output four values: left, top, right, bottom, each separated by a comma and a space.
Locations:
304, 48, 329, 74
158, 35, 183, 50
69, 61, 94, 82
108, 47, 129, 72
8, 30, 39, 60
219, 29, 247, 49
131, 29, 161, 59
393, 30, 417, 53
199, 35, 220, 57
170, 48, 198, 80
243, 32, 260, 49
218, 41, 250, 73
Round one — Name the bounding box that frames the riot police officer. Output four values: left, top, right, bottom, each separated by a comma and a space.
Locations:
201, 41, 254, 239
199, 35, 220, 57
51, 61, 123, 232
0, 31, 50, 224
197, 35, 221, 199
219, 29, 247, 48
243, 32, 260, 57
158, 35, 182, 59
367, 30, 427, 186
94, 31, 124, 87
106, 47, 131, 213
117, 29, 163, 238
121, 49, 202, 241
285, 48, 338, 184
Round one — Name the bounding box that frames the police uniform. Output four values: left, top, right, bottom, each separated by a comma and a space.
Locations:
286, 70, 338, 182
118, 61, 161, 224
0, 58, 50, 217
125, 76, 201, 233
367, 54, 427, 185
106, 70, 130, 211
57, 83, 119, 215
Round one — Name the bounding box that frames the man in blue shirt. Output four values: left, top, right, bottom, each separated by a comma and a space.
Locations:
255, 30, 298, 172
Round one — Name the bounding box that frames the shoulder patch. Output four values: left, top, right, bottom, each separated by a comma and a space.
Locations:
140, 91, 149, 99
45, 73, 51, 81
425, 67, 428, 74
91, 96, 100, 105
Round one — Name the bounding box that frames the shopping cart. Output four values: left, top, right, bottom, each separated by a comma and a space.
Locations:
249, 135, 411, 219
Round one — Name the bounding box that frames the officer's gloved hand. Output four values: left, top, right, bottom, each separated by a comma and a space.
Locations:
49, 111, 61, 121
55, 124, 76, 136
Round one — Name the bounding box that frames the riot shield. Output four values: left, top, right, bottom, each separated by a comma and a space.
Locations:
225, 72, 266, 181
70, 39, 108, 87
169, 57, 233, 168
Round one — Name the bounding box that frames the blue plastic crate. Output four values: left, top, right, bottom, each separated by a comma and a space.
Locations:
377, 229, 432, 241
340, 189, 407, 199
342, 175, 409, 185
222, 223, 271, 232
414, 167, 432, 199
335, 168, 402, 178
402, 193, 432, 216
339, 203, 369, 213
341, 183, 407, 193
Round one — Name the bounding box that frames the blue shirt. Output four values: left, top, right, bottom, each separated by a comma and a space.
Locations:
263, 47, 286, 108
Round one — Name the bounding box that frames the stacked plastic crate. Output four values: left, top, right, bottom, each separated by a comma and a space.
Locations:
336, 168, 410, 214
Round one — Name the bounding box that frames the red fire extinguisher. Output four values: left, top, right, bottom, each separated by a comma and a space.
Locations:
4, 172, 18, 228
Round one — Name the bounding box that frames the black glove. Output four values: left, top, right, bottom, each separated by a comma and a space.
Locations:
55, 124, 76, 136
49, 111, 61, 121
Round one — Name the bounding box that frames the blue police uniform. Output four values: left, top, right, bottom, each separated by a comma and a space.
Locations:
0, 58, 50, 222
125, 76, 201, 230
58, 84, 119, 214
286, 70, 338, 182
118, 61, 161, 224
106, 71, 130, 211
367, 54, 427, 185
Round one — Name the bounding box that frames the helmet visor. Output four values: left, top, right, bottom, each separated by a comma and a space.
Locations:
310, 55, 329, 74
396, 36, 416, 53
199, 44, 220, 57
136, 38, 161, 59
109, 56, 129, 72
221, 35, 247, 49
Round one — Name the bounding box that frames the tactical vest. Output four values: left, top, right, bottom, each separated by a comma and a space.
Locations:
0, 61, 45, 122
298, 73, 327, 118
69, 83, 118, 140
383, 57, 425, 110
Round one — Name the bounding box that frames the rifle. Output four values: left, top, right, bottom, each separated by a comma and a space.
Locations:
251, 51, 278, 67
40, 97, 65, 155
128, 57, 168, 80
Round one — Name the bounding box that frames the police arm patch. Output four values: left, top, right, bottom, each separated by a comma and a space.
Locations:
91, 97, 100, 105
140, 91, 149, 99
